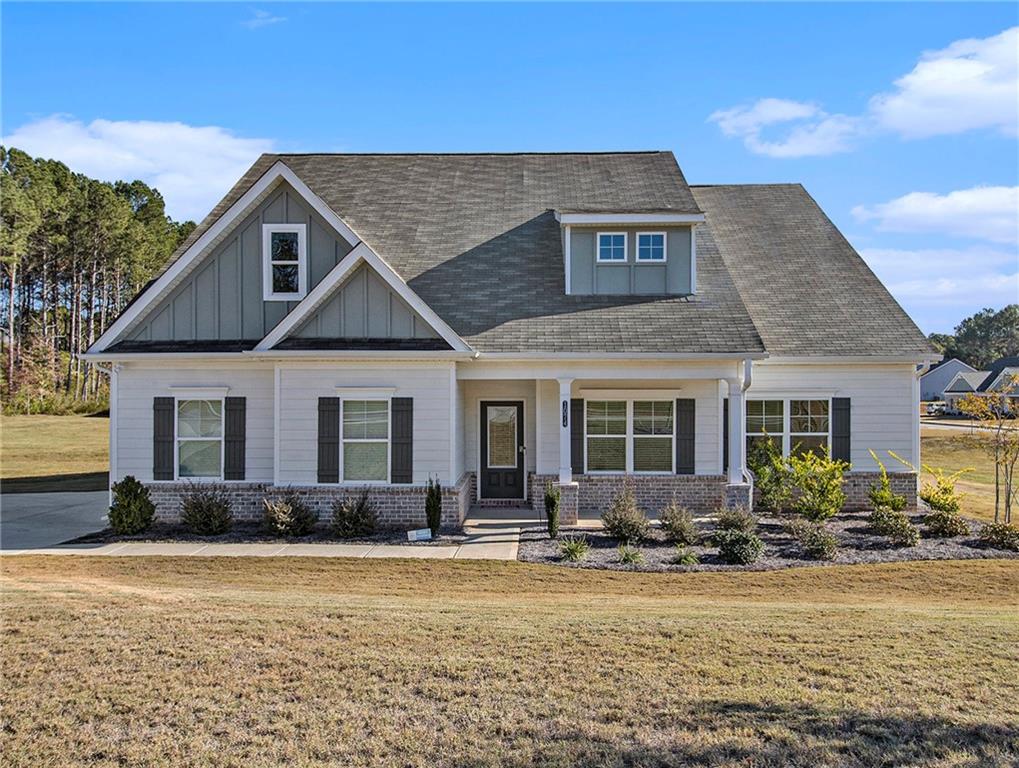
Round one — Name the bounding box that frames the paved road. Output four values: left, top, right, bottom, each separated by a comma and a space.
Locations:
0, 491, 109, 551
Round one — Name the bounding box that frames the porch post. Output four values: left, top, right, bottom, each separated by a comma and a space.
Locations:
557, 377, 574, 484
726, 377, 746, 485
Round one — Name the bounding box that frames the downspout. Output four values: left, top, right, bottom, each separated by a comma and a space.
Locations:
913, 358, 935, 476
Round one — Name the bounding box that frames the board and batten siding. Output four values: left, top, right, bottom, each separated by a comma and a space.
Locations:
114, 364, 275, 482
747, 362, 917, 471
276, 364, 454, 485
569, 226, 692, 296
127, 183, 354, 342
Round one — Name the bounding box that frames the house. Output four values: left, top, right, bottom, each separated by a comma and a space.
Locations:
920, 358, 976, 402
85, 152, 937, 527
943, 356, 1019, 414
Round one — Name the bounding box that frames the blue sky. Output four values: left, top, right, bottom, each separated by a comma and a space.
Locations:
3, 2, 1017, 334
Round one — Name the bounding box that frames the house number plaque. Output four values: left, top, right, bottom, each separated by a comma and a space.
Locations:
562, 400, 568, 427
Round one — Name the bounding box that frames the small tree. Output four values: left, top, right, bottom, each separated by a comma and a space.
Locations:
425, 476, 443, 536
959, 375, 1019, 524
787, 448, 849, 523
544, 482, 561, 539
747, 435, 791, 512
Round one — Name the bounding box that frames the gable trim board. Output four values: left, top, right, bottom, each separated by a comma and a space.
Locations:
88, 161, 470, 356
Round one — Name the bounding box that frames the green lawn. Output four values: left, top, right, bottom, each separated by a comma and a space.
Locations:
922, 428, 1001, 522
2, 557, 1017, 767
0, 414, 109, 492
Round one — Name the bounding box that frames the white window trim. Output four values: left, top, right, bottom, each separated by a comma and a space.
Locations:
173, 397, 225, 482
262, 223, 308, 301
583, 399, 676, 475
339, 397, 392, 485
596, 232, 628, 263
746, 397, 832, 457
636, 231, 667, 263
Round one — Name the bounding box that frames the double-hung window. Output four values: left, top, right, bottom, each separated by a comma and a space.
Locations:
636, 232, 666, 262
262, 223, 307, 301
176, 399, 223, 479
789, 399, 829, 457
597, 233, 627, 262
586, 400, 675, 473
342, 400, 390, 482
745, 398, 830, 458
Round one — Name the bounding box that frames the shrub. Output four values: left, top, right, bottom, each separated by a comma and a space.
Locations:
867, 450, 907, 512
797, 523, 839, 561
425, 477, 443, 536
331, 490, 377, 538
920, 469, 963, 513
747, 436, 791, 512
617, 544, 644, 565
924, 508, 970, 538
788, 448, 849, 523
714, 529, 764, 565
672, 545, 700, 566
544, 482, 561, 539
979, 522, 1019, 552
262, 491, 317, 537
659, 499, 699, 545
180, 486, 233, 535
107, 476, 156, 535
559, 535, 589, 562
716, 505, 757, 533
601, 486, 649, 543
870, 506, 919, 547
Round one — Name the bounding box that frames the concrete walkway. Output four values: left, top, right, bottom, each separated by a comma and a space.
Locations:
5, 505, 527, 561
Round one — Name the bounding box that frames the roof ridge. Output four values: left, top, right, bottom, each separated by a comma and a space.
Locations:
270, 150, 672, 157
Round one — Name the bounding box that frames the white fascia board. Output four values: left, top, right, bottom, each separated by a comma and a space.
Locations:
760, 354, 942, 365
473, 351, 768, 361
555, 212, 705, 225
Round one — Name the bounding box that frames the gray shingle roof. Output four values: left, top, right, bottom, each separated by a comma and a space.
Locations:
945, 370, 991, 392
691, 184, 934, 358
978, 356, 1019, 392
161, 153, 932, 358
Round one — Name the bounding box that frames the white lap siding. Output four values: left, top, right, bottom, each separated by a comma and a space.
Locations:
276, 363, 453, 485
115, 362, 275, 482
748, 362, 917, 471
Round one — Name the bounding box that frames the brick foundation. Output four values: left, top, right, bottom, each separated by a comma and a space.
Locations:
146, 472, 474, 530
841, 471, 918, 511
529, 473, 730, 517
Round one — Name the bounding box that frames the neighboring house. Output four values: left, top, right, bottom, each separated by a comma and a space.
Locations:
944, 356, 1019, 414
920, 358, 976, 401
85, 152, 937, 527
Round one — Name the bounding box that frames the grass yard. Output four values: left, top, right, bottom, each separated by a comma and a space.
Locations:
922, 428, 1000, 522
2, 556, 1017, 767
0, 414, 109, 492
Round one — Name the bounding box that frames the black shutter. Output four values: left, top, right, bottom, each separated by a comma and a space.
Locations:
722, 398, 729, 475
224, 397, 246, 480
153, 397, 175, 480
391, 397, 413, 484
675, 399, 695, 474
317, 397, 340, 484
570, 398, 584, 475
832, 397, 851, 463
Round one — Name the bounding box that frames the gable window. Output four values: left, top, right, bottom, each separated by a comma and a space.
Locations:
586, 400, 675, 473
746, 398, 830, 458
637, 232, 666, 262
176, 399, 223, 479
342, 400, 390, 482
262, 223, 308, 301
597, 233, 627, 262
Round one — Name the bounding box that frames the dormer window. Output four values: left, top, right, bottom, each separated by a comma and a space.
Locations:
263, 223, 307, 301
597, 232, 627, 262
637, 232, 666, 262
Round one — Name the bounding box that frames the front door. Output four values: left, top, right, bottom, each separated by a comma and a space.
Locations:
480, 401, 525, 499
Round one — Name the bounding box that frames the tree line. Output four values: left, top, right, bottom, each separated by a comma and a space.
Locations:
928, 305, 1019, 370
1, 147, 195, 413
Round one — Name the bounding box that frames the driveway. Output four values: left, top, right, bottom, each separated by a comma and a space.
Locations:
0, 491, 109, 551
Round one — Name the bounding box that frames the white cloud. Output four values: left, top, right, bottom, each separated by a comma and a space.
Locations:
852, 186, 1019, 244
710, 26, 1018, 155
870, 27, 1018, 138
708, 99, 859, 158
3, 115, 275, 221
241, 9, 287, 30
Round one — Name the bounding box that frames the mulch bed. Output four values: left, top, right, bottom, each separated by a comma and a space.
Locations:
517, 511, 1019, 572
67, 522, 467, 547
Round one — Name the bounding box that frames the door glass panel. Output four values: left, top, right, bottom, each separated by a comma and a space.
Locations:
487, 406, 517, 468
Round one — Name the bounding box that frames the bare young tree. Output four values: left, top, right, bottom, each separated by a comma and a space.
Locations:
959, 374, 1019, 524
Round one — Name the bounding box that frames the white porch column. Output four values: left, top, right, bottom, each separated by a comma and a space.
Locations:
557, 377, 574, 484
726, 377, 746, 485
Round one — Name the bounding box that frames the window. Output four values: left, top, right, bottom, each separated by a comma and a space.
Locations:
586, 400, 674, 473
745, 398, 830, 458
342, 400, 389, 481
262, 223, 307, 301
176, 399, 223, 479
637, 232, 666, 262
597, 232, 627, 262
487, 406, 518, 468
